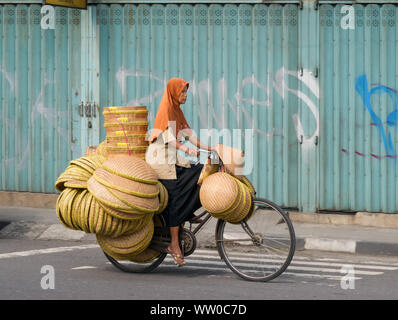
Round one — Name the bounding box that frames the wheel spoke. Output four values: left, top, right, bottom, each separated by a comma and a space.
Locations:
216, 197, 296, 282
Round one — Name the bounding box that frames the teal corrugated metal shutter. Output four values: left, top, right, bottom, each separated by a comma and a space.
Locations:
319, 4, 398, 213
0, 4, 83, 192
97, 3, 300, 208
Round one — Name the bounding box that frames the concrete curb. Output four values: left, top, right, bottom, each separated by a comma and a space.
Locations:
295, 237, 398, 257
288, 211, 398, 229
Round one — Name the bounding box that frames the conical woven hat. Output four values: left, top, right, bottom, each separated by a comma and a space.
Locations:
87, 154, 106, 168
208, 180, 243, 220
97, 201, 145, 220
87, 176, 134, 212
101, 155, 158, 184
238, 176, 256, 195
225, 181, 252, 224
106, 187, 159, 213
93, 168, 159, 198
199, 172, 240, 214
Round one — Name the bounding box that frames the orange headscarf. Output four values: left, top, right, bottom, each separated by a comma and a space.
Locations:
149, 78, 190, 143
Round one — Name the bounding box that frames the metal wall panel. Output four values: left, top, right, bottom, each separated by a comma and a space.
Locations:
319, 4, 398, 213
0, 4, 83, 192
96, 3, 301, 207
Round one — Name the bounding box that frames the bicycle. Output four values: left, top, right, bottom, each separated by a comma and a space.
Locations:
103, 150, 296, 282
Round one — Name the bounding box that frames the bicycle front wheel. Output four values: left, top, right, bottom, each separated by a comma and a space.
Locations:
216, 197, 296, 282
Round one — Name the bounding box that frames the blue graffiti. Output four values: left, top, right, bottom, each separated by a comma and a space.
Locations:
355, 74, 398, 157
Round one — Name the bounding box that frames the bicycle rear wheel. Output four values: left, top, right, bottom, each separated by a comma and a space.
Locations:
216, 197, 295, 282
103, 216, 167, 273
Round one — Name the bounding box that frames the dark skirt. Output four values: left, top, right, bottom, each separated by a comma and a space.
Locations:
159, 163, 204, 227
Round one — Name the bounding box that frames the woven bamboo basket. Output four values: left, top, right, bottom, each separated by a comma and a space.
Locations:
104, 145, 147, 159
103, 111, 149, 123
105, 134, 148, 147
104, 121, 149, 135
103, 106, 147, 113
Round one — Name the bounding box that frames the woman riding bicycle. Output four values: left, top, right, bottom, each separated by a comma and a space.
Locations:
146, 78, 213, 267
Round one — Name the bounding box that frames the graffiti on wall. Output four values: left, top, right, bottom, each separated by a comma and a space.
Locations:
348, 74, 398, 159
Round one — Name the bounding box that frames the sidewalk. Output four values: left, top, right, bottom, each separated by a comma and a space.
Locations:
1, 205, 398, 257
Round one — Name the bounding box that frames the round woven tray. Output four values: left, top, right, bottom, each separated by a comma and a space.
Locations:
96, 218, 154, 259
56, 189, 70, 229
128, 215, 163, 263
64, 180, 87, 189
106, 186, 159, 213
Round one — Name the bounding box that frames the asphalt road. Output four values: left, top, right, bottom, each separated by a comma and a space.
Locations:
1, 239, 398, 301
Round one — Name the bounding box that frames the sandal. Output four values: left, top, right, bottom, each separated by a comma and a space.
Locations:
167, 248, 186, 267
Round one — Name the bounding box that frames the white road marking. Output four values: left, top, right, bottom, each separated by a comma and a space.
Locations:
191, 253, 398, 271
0, 244, 99, 259
71, 266, 98, 270
167, 256, 384, 276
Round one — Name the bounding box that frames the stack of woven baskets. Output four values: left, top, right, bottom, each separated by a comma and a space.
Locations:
98, 106, 149, 159
199, 172, 255, 224
55, 155, 168, 263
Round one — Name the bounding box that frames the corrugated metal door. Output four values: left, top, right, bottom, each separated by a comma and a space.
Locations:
96, 3, 301, 208
0, 4, 99, 193
318, 3, 398, 213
